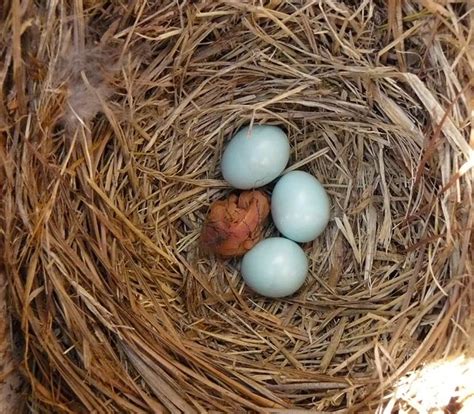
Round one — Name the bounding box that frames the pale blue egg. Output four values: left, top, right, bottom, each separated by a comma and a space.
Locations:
241, 238, 308, 298
221, 125, 290, 189
271, 170, 330, 243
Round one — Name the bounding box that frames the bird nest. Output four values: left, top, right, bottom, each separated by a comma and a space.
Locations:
1, 1, 473, 413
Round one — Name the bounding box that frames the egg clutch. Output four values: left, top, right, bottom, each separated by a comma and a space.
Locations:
200, 125, 330, 298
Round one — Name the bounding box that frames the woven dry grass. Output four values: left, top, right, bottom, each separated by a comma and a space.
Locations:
1, 1, 473, 413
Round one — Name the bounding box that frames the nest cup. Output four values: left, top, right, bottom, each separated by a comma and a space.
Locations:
2, 2, 473, 413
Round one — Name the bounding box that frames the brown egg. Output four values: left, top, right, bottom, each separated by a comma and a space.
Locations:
200, 190, 270, 257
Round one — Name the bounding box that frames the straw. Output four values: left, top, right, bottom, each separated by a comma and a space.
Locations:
1, 1, 472, 412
